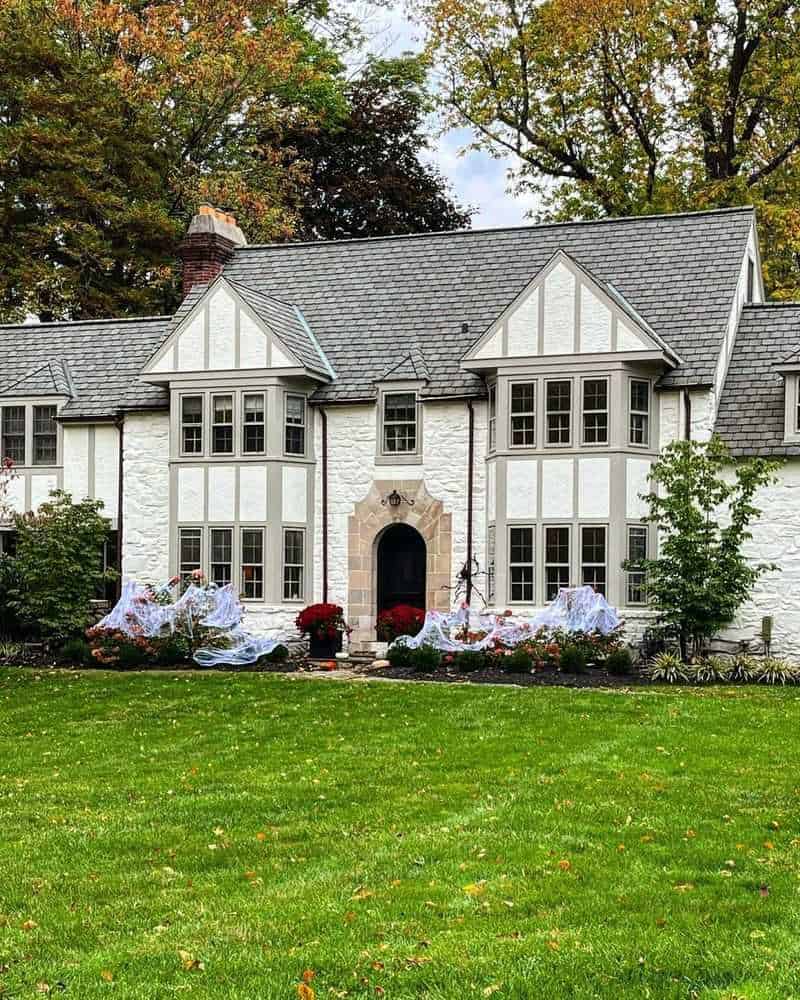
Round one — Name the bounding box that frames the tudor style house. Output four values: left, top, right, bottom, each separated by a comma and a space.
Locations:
0, 204, 798, 652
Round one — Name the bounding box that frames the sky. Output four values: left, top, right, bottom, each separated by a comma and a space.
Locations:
355, 5, 541, 229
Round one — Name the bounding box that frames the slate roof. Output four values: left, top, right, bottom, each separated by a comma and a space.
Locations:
716, 304, 800, 457
0, 316, 171, 419
222, 206, 755, 402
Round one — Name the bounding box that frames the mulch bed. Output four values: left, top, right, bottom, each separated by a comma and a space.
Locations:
363, 662, 649, 687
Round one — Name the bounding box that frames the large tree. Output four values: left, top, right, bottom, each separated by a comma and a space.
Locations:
281, 55, 472, 240
419, 0, 800, 295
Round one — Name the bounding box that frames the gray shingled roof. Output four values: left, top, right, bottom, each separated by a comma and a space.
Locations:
716, 303, 800, 457
223, 207, 755, 402
229, 280, 333, 380
0, 316, 170, 419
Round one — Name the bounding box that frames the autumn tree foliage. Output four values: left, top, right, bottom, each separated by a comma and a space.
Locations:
419, 0, 800, 295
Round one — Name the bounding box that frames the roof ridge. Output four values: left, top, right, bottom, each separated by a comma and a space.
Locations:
233, 206, 755, 253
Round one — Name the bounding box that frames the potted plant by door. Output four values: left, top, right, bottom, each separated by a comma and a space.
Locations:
296, 603, 350, 659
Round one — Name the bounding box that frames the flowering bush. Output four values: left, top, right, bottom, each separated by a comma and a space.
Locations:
376, 604, 425, 642
295, 603, 349, 640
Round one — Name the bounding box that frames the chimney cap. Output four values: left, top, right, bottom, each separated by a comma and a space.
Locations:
187, 205, 247, 246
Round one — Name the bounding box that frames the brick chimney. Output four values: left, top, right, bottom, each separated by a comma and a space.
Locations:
179, 205, 247, 297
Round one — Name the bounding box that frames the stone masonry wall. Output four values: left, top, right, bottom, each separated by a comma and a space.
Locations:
122, 411, 170, 582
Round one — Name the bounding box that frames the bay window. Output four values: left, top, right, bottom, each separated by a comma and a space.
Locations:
209, 528, 233, 585
285, 394, 306, 456
510, 382, 535, 447
179, 528, 202, 576
544, 526, 570, 600
181, 396, 203, 455
509, 526, 534, 602
546, 380, 571, 445
627, 525, 648, 605
629, 379, 650, 446
212, 395, 234, 454
581, 525, 607, 595
582, 379, 608, 444
241, 528, 265, 600
283, 528, 305, 600
242, 393, 265, 454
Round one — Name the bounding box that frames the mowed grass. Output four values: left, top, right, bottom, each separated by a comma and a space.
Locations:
1, 672, 799, 1000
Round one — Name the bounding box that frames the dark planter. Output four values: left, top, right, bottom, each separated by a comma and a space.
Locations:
309, 632, 343, 659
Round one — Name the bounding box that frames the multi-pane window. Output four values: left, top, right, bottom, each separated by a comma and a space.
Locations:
487, 525, 496, 603
241, 528, 264, 600
546, 380, 571, 445
582, 379, 608, 444
383, 392, 417, 454
179, 528, 202, 576
1, 406, 25, 464
581, 526, 607, 595
627, 525, 648, 605
283, 528, 305, 600
32, 405, 57, 465
544, 526, 570, 601
488, 384, 496, 453
210, 528, 233, 585
242, 393, 265, 454
509, 526, 534, 602
629, 380, 650, 446
181, 396, 203, 455
285, 394, 306, 456
212, 395, 234, 454
510, 382, 535, 447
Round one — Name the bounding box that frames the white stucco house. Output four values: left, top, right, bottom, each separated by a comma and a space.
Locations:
0, 204, 796, 651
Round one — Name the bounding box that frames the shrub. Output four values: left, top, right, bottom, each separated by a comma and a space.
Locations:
10, 491, 115, 640
645, 651, 687, 684
451, 649, 488, 672
258, 644, 289, 665
411, 644, 443, 672
0, 639, 24, 662
376, 604, 425, 642
687, 655, 731, 684
295, 603, 349, 641
559, 645, 587, 673
754, 657, 800, 685
605, 647, 633, 675
729, 653, 760, 683
501, 646, 533, 673
387, 642, 416, 669
58, 636, 92, 665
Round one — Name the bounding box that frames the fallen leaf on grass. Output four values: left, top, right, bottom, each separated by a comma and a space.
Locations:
22, 919, 38, 931
178, 950, 205, 972
673, 883, 695, 892
483, 986, 503, 997
351, 886, 374, 901
301, 969, 315, 982
463, 881, 486, 897
100, 970, 114, 982
557, 860, 571, 871
296, 985, 315, 1000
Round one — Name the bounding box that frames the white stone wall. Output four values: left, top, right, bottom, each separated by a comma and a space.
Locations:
722, 460, 800, 659
322, 398, 485, 617
122, 411, 170, 582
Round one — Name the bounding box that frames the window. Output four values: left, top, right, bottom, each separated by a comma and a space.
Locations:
2, 406, 25, 464
210, 528, 233, 585
32, 405, 57, 465
241, 528, 264, 600
487, 383, 496, 452
181, 396, 203, 455
179, 528, 202, 576
487, 525, 496, 603
510, 382, 535, 447
747, 257, 755, 302
581, 526, 607, 595
509, 526, 534, 602
629, 380, 650, 446
546, 380, 571, 445
285, 394, 306, 456
0, 530, 17, 557
212, 395, 234, 454
627, 525, 648, 605
242, 393, 265, 454
283, 528, 305, 600
383, 392, 417, 454
544, 526, 570, 601
582, 379, 608, 444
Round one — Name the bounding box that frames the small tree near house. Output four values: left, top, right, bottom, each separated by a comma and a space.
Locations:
632, 436, 779, 661
10, 490, 115, 640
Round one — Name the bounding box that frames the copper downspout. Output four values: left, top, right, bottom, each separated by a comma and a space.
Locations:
321, 408, 329, 602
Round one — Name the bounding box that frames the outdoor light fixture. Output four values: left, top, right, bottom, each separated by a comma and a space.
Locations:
382, 489, 415, 508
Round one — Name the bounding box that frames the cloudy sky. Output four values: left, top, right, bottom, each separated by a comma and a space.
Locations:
354, 4, 540, 229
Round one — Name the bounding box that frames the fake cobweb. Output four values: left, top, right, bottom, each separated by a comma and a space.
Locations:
96, 579, 288, 666
392, 586, 621, 653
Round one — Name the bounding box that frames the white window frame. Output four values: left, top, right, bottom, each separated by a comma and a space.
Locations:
381, 390, 419, 456
242, 392, 266, 455
509, 381, 536, 449
284, 393, 307, 457
580, 524, 607, 596
211, 394, 235, 456
508, 524, 535, 604
628, 378, 650, 448
545, 378, 572, 447
180, 394, 204, 457
241, 527, 265, 601
581, 377, 609, 446
282, 527, 305, 602
626, 524, 648, 606
544, 524, 571, 602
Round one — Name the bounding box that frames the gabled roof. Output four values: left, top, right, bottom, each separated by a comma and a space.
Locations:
379, 348, 430, 383
0, 316, 171, 419
228, 279, 334, 379
716, 303, 800, 456
222, 206, 755, 402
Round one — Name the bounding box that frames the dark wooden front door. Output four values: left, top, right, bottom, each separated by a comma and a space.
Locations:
377, 524, 426, 613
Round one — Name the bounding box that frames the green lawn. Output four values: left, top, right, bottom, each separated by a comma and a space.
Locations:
1, 671, 799, 999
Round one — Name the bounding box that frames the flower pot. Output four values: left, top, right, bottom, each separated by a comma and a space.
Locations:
309, 632, 343, 659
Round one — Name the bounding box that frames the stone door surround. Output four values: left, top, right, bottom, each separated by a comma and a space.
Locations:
348, 479, 452, 648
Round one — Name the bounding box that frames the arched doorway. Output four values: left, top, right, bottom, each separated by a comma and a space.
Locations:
377, 523, 426, 615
